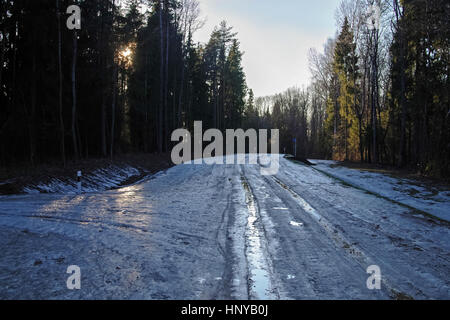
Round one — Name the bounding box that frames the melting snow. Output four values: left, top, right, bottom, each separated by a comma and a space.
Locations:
310, 160, 450, 222
22, 166, 141, 195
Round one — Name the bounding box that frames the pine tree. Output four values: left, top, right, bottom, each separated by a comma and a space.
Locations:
333, 17, 359, 161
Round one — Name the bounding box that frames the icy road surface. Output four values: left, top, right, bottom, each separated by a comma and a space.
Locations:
0, 156, 449, 299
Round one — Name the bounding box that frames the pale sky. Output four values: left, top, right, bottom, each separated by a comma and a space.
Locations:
194, 0, 342, 97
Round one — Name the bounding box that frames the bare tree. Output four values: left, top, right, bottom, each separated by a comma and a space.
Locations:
393, 0, 407, 167
175, 0, 205, 128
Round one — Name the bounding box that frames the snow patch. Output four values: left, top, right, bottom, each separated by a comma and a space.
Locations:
310, 160, 450, 221
22, 165, 142, 195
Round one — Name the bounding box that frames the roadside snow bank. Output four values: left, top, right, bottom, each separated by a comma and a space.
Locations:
309, 160, 450, 221
23, 165, 142, 194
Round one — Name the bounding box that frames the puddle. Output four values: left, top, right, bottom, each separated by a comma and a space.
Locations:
241, 176, 277, 300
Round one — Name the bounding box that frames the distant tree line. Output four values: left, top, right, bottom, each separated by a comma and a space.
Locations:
242, 88, 324, 159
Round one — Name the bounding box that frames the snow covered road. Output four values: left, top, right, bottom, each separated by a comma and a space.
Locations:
0, 156, 449, 299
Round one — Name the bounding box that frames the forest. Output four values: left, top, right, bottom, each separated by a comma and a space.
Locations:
254, 0, 449, 178
0, 0, 449, 179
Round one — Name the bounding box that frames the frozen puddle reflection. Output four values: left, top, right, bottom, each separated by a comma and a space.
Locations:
241, 176, 278, 300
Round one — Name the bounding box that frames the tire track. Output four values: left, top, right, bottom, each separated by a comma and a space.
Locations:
270, 174, 415, 300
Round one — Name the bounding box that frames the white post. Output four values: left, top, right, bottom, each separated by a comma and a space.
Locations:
77, 171, 82, 193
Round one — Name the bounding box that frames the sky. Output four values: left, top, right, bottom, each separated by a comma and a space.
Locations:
194, 0, 342, 97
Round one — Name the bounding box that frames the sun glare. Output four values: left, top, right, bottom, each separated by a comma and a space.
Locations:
118, 44, 136, 68
120, 48, 132, 59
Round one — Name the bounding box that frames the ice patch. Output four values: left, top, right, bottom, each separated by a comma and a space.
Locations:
290, 221, 303, 227
241, 176, 278, 300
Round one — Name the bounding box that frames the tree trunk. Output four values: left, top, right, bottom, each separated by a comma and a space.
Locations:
394, 0, 407, 167
56, 0, 66, 167
358, 116, 363, 163
110, 63, 118, 160
344, 97, 348, 161
213, 70, 218, 129
158, 0, 164, 153
371, 29, 379, 164
99, 1, 108, 157
178, 31, 191, 129
72, 30, 79, 159
101, 99, 107, 156
164, 0, 170, 152
177, 60, 185, 128
144, 46, 149, 153
362, 58, 369, 162
398, 40, 407, 167
0, 34, 4, 97
333, 82, 338, 159
29, 35, 37, 167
